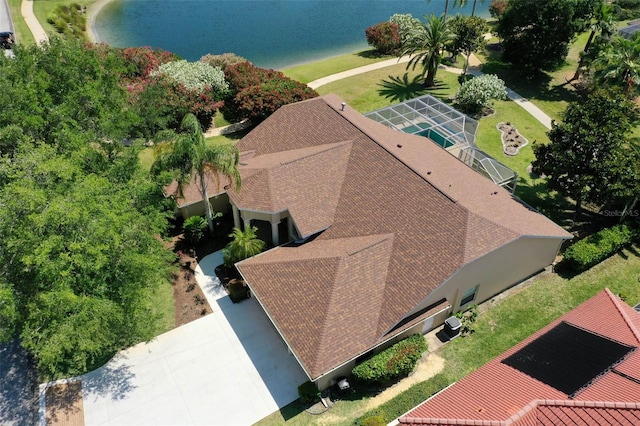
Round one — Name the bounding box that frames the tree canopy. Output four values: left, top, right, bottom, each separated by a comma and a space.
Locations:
532, 90, 640, 219
497, 0, 600, 71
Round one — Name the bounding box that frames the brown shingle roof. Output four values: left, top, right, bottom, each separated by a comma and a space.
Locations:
235, 95, 571, 379
399, 289, 640, 426
228, 141, 352, 237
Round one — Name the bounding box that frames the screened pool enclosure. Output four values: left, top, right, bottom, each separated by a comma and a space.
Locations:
365, 95, 517, 193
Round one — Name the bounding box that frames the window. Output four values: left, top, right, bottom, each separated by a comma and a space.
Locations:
460, 286, 478, 306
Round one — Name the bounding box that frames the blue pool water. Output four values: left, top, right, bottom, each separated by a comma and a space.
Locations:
94, 0, 489, 69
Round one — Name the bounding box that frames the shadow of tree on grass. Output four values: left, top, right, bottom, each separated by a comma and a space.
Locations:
378, 73, 452, 103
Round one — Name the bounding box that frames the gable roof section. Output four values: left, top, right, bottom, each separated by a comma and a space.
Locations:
235, 95, 572, 379
164, 172, 229, 208
227, 141, 352, 237
238, 233, 394, 379
399, 289, 640, 426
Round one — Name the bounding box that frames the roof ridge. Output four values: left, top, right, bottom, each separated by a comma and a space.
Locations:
314, 234, 394, 371
278, 140, 352, 166
604, 288, 640, 344
345, 234, 393, 257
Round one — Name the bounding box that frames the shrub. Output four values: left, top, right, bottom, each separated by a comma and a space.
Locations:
297, 380, 320, 404
183, 216, 207, 243
360, 415, 386, 426
454, 74, 507, 114
120, 46, 177, 79
454, 304, 479, 336
563, 224, 638, 271
390, 14, 421, 41
223, 62, 318, 123
365, 22, 402, 55
200, 53, 249, 72
356, 372, 451, 424
222, 226, 265, 266
352, 334, 427, 384
489, 0, 508, 18
227, 279, 250, 303
152, 60, 229, 94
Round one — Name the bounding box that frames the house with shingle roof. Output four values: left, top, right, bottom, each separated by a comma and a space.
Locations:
205, 94, 569, 389
165, 94, 572, 388
398, 288, 640, 426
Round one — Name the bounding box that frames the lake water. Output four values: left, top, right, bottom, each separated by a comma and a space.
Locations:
94, 0, 489, 69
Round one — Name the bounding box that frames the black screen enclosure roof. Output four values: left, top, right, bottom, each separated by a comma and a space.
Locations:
502, 321, 634, 397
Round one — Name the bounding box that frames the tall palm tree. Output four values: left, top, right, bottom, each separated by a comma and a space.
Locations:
573, 2, 615, 80
428, 0, 451, 20
152, 114, 241, 233
400, 14, 454, 87
454, 0, 488, 17
593, 36, 640, 98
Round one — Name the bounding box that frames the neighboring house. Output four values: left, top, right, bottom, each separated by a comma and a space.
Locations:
398, 288, 640, 425
216, 94, 572, 389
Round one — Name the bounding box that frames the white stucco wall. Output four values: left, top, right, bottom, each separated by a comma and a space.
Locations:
406, 236, 564, 319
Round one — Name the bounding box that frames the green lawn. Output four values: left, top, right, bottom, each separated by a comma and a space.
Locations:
282, 50, 393, 84
33, 0, 94, 39
260, 245, 640, 426
7, 0, 35, 45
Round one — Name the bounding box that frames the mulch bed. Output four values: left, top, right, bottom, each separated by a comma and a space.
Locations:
164, 216, 235, 327
45, 381, 84, 426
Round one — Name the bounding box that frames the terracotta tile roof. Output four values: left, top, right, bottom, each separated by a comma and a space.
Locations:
234, 95, 571, 379
399, 289, 640, 426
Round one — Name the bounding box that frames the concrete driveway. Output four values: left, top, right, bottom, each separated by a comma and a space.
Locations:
79, 251, 308, 425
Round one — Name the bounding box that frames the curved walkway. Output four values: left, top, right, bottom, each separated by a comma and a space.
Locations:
20, 0, 47, 44
307, 54, 553, 130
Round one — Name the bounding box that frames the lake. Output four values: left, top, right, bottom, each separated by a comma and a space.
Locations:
94, 0, 489, 69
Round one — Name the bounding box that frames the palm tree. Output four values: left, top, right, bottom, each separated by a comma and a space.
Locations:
454, 0, 488, 17
400, 14, 454, 87
593, 36, 640, 98
222, 226, 265, 266
572, 2, 615, 80
151, 114, 241, 233
428, 0, 451, 20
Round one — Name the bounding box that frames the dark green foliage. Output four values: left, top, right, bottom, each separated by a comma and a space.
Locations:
223, 62, 318, 123
360, 415, 386, 426
365, 22, 402, 55
454, 304, 479, 336
532, 90, 640, 218
356, 373, 451, 424
563, 225, 638, 271
352, 334, 427, 384
613, 0, 640, 19
47, 3, 86, 39
222, 226, 265, 266
227, 280, 250, 303
184, 216, 207, 243
497, 0, 599, 71
297, 381, 320, 404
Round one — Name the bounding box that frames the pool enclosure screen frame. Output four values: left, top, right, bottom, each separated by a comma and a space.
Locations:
365, 95, 517, 193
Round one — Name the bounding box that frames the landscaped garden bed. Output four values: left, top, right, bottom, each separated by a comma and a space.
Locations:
497, 122, 528, 156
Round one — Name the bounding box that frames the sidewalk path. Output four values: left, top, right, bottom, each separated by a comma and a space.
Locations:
307, 54, 553, 130
21, 0, 47, 44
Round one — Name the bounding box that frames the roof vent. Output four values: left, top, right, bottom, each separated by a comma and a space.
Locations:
340, 102, 346, 111
397, 144, 402, 148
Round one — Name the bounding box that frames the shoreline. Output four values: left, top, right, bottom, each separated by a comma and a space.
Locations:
86, 0, 112, 43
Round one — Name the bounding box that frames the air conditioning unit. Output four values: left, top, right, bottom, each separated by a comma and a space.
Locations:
444, 316, 462, 339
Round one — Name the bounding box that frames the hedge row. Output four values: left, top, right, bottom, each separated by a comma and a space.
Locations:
352, 334, 427, 384
356, 372, 451, 425
563, 224, 638, 271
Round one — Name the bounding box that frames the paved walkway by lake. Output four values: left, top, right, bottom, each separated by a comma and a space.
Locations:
21, 0, 47, 44
307, 54, 553, 130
